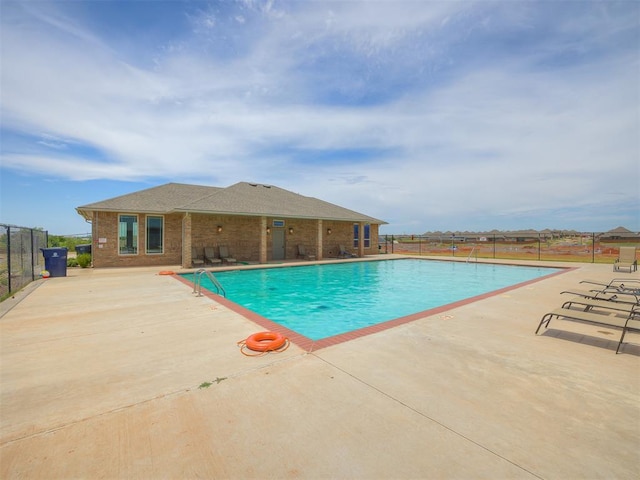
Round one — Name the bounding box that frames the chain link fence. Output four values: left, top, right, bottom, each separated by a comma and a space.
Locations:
380, 232, 640, 264
0, 224, 48, 300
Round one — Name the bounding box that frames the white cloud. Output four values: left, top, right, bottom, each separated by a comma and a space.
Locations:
1, 0, 638, 232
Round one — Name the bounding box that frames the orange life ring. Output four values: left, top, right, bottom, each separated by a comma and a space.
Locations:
158, 270, 175, 276
245, 331, 287, 352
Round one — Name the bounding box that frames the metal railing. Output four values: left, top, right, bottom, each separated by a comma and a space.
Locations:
1, 224, 48, 299
193, 268, 226, 297
379, 233, 640, 265
466, 246, 478, 263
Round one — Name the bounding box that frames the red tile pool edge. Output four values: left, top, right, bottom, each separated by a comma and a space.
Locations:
174, 266, 574, 352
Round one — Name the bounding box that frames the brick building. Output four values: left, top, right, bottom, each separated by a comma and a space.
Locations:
76, 182, 386, 268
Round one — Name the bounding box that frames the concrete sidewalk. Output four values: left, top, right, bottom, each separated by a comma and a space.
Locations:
1, 260, 638, 479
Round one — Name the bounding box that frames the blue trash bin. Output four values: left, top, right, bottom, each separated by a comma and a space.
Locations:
75, 244, 92, 255
41, 247, 68, 277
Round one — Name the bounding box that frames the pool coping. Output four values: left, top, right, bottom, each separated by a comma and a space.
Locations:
174, 258, 576, 351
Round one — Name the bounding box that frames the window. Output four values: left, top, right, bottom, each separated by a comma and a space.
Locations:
119, 215, 138, 255
146, 216, 163, 254
354, 223, 371, 248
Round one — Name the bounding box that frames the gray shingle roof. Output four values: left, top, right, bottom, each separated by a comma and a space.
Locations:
77, 183, 221, 214
607, 226, 634, 234
77, 182, 386, 224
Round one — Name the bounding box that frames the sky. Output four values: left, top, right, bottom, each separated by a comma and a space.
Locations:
1, 0, 639, 235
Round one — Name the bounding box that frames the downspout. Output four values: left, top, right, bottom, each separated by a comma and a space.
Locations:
317, 219, 323, 260
260, 216, 268, 264
182, 213, 187, 268
92, 212, 97, 267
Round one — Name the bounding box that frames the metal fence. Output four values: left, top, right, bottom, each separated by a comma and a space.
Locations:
379, 233, 640, 265
0, 224, 48, 299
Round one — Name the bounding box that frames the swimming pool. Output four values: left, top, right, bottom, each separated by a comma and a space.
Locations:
185, 259, 562, 341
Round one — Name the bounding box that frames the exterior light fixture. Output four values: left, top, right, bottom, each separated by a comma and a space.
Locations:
266, 227, 271, 235
217, 225, 223, 233
288, 227, 294, 235
327, 228, 332, 235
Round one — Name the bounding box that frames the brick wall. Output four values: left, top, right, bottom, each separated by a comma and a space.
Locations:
91, 212, 182, 268
89, 211, 380, 268
190, 213, 262, 263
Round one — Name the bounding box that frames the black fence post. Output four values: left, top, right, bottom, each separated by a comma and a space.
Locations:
6, 226, 11, 294
30, 228, 35, 281
538, 234, 541, 261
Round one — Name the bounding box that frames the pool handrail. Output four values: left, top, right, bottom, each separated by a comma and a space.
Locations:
193, 268, 226, 297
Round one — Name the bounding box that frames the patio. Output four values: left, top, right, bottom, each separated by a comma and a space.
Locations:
1, 257, 638, 479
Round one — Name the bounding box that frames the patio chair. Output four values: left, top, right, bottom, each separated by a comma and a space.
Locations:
561, 296, 637, 313
204, 246, 222, 266
579, 278, 640, 295
191, 247, 205, 267
338, 245, 355, 259
297, 245, 316, 261
560, 289, 639, 305
535, 303, 640, 354
580, 278, 640, 288
613, 246, 638, 272
219, 245, 237, 265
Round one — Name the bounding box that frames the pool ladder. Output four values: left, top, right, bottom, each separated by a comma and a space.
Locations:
193, 268, 226, 297
466, 247, 478, 263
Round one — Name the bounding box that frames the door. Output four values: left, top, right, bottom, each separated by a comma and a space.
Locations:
272, 228, 285, 260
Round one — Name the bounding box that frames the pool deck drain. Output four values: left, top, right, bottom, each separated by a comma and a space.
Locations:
1, 256, 638, 479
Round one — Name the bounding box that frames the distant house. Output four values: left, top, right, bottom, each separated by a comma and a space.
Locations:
76, 182, 386, 268
599, 226, 640, 242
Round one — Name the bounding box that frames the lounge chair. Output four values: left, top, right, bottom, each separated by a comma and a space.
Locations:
561, 297, 637, 314
204, 246, 222, 266
536, 304, 640, 354
613, 246, 638, 272
579, 278, 640, 289
560, 289, 639, 305
297, 245, 316, 261
191, 247, 205, 267
579, 279, 640, 297
219, 245, 237, 265
338, 245, 356, 259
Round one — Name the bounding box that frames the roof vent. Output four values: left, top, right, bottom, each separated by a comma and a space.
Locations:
263, 185, 271, 188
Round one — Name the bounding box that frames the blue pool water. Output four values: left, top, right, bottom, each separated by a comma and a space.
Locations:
185, 259, 561, 341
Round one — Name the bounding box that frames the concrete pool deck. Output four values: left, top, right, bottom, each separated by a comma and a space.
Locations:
1, 256, 638, 479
